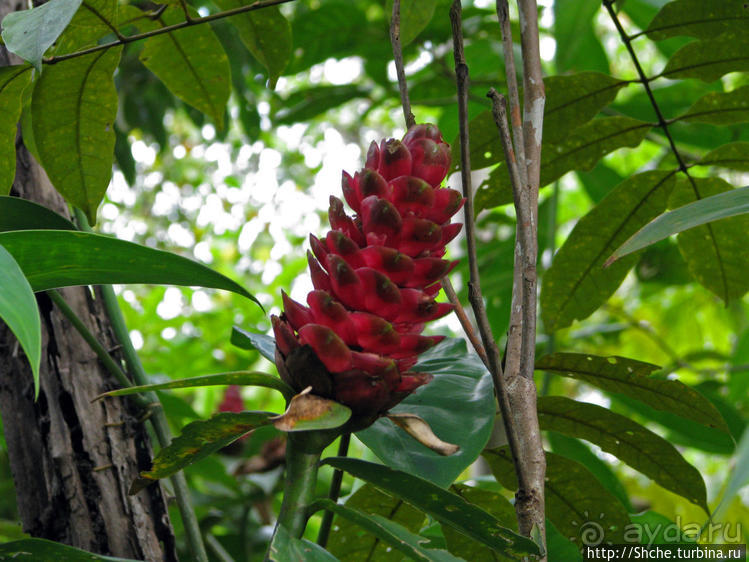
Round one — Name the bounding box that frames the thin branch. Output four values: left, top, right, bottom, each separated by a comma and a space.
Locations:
441, 276, 488, 368
44, 0, 296, 65
316, 433, 350, 548
389, 0, 415, 129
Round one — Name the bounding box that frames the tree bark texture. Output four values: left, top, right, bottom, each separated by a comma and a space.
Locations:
0, 1, 177, 558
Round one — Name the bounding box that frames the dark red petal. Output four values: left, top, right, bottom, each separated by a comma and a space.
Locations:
351, 351, 400, 387
307, 290, 357, 345
218, 385, 244, 413
326, 254, 364, 308
394, 372, 432, 393
388, 334, 444, 358
272, 315, 299, 356
428, 189, 465, 224
332, 370, 390, 415
298, 324, 352, 373
403, 257, 456, 288
358, 168, 391, 201
390, 176, 435, 217
440, 222, 462, 246
342, 171, 360, 213
329, 196, 365, 245
358, 245, 415, 285
407, 138, 451, 186
403, 123, 445, 145
378, 139, 412, 180
325, 230, 364, 268
308, 251, 333, 293
365, 140, 380, 170
309, 234, 329, 264
349, 312, 401, 353
356, 267, 403, 318
282, 291, 314, 330
360, 195, 403, 240
397, 217, 443, 256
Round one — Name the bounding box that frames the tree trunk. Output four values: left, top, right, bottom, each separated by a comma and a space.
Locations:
0, 1, 177, 558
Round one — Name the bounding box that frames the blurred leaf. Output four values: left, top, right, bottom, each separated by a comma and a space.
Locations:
269, 524, 339, 562
31, 47, 121, 224
699, 141, 749, 171
628, 511, 696, 544
476, 117, 652, 210
313, 498, 462, 562
661, 33, 749, 82
357, 338, 494, 488
387, 0, 437, 46
140, 7, 231, 129
0, 0, 82, 71
0, 230, 260, 307
0, 246, 40, 398
678, 85, 749, 126
576, 161, 624, 205
231, 326, 276, 362
0, 66, 32, 194
537, 396, 709, 513
541, 171, 675, 331
646, 0, 749, 40
275, 85, 369, 125
0, 538, 139, 561
322, 457, 541, 558
327, 483, 425, 561
215, 1, 290, 88
0, 196, 75, 231
536, 352, 728, 432
95, 370, 293, 401
272, 390, 350, 432
484, 447, 630, 547
713, 426, 749, 521
131, 411, 275, 493
635, 239, 692, 286
554, 0, 609, 73
669, 177, 749, 301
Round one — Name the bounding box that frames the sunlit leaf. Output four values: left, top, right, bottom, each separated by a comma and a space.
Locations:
0, 66, 32, 194
678, 85, 749, 126
0, 538, 139, 561
231, 326, 276, 362
645, 0, 749, 41
541, 171, 675, 331
130, 411, 275, 493
661, 33, 749, 82
322, 457, 541, 558
537, 396, 709, 512
269, 523, 339, 562
387, 0, 437, 46
484, 447, 631, 547
536, 353, 729, 432
0, 246, 40, 398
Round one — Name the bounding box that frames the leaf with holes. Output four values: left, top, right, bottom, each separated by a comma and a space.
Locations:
140, 6, 230, 129
484, 447, 630, 547
661, 33, 749, 82
0, 66, 32, 194
678, 85, 749, 126
645, 0, 749, 41
669, 177, 749, 302
536, 353, 729, 432
541, 171, 675, 331
31, 47, 121, 224
130, 411, 275, 493
537, 396, 709, 512
476, 116, 652, 210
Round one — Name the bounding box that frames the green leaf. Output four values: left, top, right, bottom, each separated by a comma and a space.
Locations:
322, 457, 540, 558
484, 447, 630, 547
95, 370, 293, 402
0, 195, 75, 231
546, 519, 582, 562
327, 483, 425, 561
275, 85, 369, 125
140, 7, 231, 129
131, 411, 275, 493
713, 426, 749, 521
269, 524, 339, 562
53, 0, 118, 54
0, 230, 260, 307
231, 326, 276, 362
661, 33, 749, 82
443, 484, 517, 561
537, 396, 709, 512
272, 390, 351, 432
628, 511, 696, 544
0, 66, 32, 194
357, 338, 494, 488
0, 538, 140, 561
645, 0, 749, 41
0, 0, 82, 71
669, 177, 749, 301
0, 245, 41, 398
476, 117, 652, 210
536, 353, 729, 432
215, 1, 290, 88
678, 85, 749, 126
554, 0, 609, 74
541, 171, 676, 331
313, 499, 462, 562
699, 141, 749, 171
387, 0, 437, 46
31, 47, 121, 224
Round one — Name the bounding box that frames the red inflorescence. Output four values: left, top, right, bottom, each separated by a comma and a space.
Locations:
272, 124, 464, 422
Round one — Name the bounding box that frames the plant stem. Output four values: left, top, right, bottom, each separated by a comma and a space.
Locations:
316, 433, 350, 547
389, 0, 415, 129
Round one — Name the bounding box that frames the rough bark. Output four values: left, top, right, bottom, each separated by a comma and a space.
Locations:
0, 1, 177, 558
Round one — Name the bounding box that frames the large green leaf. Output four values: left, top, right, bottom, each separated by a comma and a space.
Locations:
484, 447, 630, 547
0, 538, 139, 561
54, 0, 117, 54
699, 141, 749, 171
0, 245, 40, 398
387, 0, 437, 46
0, 230, 260, 306
357, 338, 494, 488
541, 171, 675, 331
214, 1, 290, 88
476, 117, 652, 210
140, 7, 231, 128
0, 0, 82, 70
661, 33, 749, 82
536, 353, 729, 432
645, 0, 749, 41
537, 396, 709, 512
269, 524, 339, 562
130, 411, 275, 493
31, 47, 121, 224
275, 85, 369, 125
670, 177, 749, 301
678, 85, 749, 126
554, 0, 608, 74
0, 195, 75, 231
313, 499, 461, 562
322, 457, 541, 558
0, 66, 32, 194
327, 482, 425, 561
231, 326, 276, 362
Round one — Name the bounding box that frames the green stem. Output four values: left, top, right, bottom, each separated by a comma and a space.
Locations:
316, 433, 350, 547
72, 207, 209, 562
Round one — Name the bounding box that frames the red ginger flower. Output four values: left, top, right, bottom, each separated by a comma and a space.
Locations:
272, 124, 464, 425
